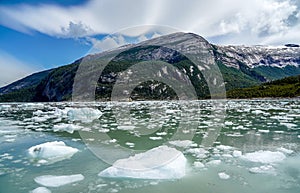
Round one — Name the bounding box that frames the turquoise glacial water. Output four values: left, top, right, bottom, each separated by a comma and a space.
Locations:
0, 99, 299, 193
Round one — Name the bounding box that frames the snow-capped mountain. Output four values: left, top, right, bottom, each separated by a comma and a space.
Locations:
0, 32, 300, 101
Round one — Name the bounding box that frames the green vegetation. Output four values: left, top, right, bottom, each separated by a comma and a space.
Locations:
0, 86, 36, 102
217, 61, 261, 90
253, 65, 300, 81
1, 43, 300, 102
227, 75, 300, 98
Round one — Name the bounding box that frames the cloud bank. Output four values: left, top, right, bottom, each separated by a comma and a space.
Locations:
0, 0, 299, 45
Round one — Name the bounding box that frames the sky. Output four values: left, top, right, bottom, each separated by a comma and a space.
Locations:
0, 0, 300, 87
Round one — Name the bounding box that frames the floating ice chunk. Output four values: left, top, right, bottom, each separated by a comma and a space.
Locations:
186, 148, 208, 159
252, 110, 264, 114
232, 150, 242, 157
156, 132, 167, 136
67, 108, 102, 123
258, 129, 270, 133
218, 172, 230, 180
277, 147, 293, 154
32, 116, 49, 123
34, 174, 84, 187
149, 136, 162, 140
216, 145, 233, 151
109, 139, 117, 143
28, 141, 78, 164
0, 104, 11, 111
280, 122, 297, 129
117, 125, 135, 131
298, 135, 300, 139
194, 161, 205, 168
206, 160, 221, 166
169, 140, 193, 148
226, 133, 243, 137
242, 151, 286, 164
30, 187, 51, 193
165, 109, 180, 114
249, 165, 276, 175
21, 103, 45, 110
274, 131, 284, 134
125, 142, 135, 147
222, 154, 233, 158
98, 146, 186, 179
224, 121, 233, 126
52, 124, 83, 134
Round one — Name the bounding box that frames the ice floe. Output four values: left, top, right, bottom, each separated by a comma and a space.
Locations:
117, 125, 135, 131
67, 108, 102, 123
249, 165, 276, 175
52, 123, 83, 134
206, 160, 221, 166
193, 161, 205, 168
28, 141, 78, 164
149, 136, 162, 140
186, 148, 208, 159
241, 151, 286, 164
218, 172, 230, 179
125, 142, 135, 147
34, 174, 84, 187
216, 145, 234, 151
30, 187, 51, 193
232, 150, 242, 157
98, 146, 186, 179
277, 147, 293, 154
169, 140, 193, 148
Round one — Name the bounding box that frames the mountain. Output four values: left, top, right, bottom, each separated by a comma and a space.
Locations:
1, 32, 300, 102
227, 75, 300, 98
0, 69, 52, 94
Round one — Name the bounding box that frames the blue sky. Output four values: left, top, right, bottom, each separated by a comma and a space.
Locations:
0, 0, 300, 87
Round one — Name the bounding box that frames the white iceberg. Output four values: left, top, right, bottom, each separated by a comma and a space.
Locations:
232, 150, 242, 157
34, 174, 84, 187
98, 146, 186, 179
241, 150, 286, 164
28, 141, 78, 164
277, 147, 293, 154
216, 145, 234, 151
206, 160, 221, 166
193, 161, 205, 168
52, 124, 83, 134
67, 107, 102, 123
149, 136, 162, 140
249, 165, 276, 175
169, 140, 193, 148
218, 172, 230, 180
30, 187, 51, 193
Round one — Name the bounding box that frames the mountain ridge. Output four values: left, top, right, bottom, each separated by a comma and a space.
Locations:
1, 32, 300, 102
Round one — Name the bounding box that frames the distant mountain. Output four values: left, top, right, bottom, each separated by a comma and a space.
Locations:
0, 32, 300, 102
0, 69, 52, 94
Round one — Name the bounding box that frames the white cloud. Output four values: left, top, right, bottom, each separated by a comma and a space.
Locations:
61, 21, 93, 38
0, 0, 299, 45
0, 51, 39, 87
87, 35, 127, 53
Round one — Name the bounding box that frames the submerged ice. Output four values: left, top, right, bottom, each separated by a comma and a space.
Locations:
34, 174, 84, 187
99, 146, 187, 179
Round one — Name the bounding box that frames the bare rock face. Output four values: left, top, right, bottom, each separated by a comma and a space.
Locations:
1, 32, 300, 102
216, 45, 300, 69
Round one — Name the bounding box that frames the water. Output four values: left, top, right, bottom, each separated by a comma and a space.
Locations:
0, 99, 299, 193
